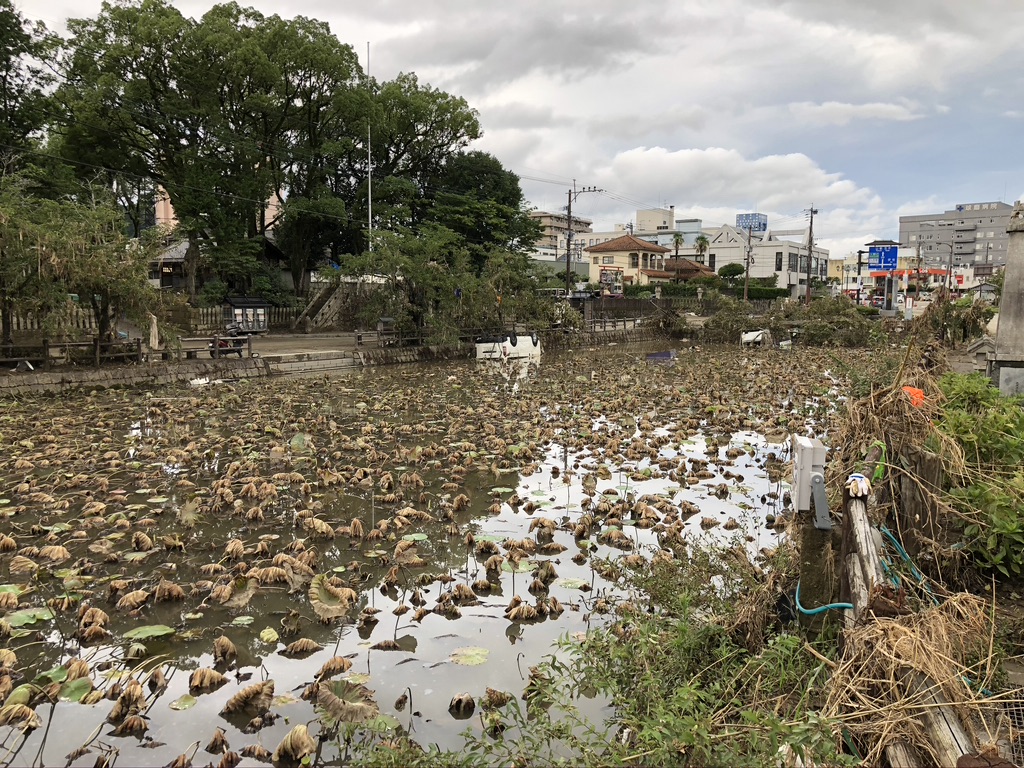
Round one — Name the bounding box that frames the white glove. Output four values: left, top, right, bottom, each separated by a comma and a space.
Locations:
846, 472, 872, 498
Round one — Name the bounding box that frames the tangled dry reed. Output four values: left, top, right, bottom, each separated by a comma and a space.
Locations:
823, 593, 1009, 765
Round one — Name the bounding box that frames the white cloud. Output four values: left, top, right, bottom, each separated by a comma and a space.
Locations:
788, 101, 925, 126
15, 0, 1024, 265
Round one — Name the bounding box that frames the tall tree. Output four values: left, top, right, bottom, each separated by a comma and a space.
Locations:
694, 234, 709, 264
339, 73, 481, 254
0, 0, 55, 176
0, 176, 63, 352
46, 186, 159, 341
425, 150, 541, 274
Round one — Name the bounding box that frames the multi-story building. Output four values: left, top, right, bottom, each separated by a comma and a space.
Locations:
529, 211, 593, 257
534, 206, 829, 297
584, 234, 673, 291
690, 224, 829, 298
899, 201, 1012, 272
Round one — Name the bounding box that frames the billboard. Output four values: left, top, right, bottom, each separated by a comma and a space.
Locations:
868, 245, 898, 271
599, 267, 624, 296
736, 213, 768, 232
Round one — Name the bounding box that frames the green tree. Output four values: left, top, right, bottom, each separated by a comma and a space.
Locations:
346, 72, 481, 254
0, 0, 55, 175
694, 234, 709, 264
718, 262, 744, 282
0, 176, 64, 352
426, 150, 541, 274
46, 187, 160, 341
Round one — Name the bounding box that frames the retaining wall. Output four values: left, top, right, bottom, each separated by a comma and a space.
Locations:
0, 359, 265, 397
0, 328, 669, 396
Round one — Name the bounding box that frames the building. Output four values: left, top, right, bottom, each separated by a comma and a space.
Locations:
584, 234, 672, 291
540, 206, 828, 297
687, 223, 829, 298
899, 201, 1012, 268
828, 249, 995, 297
636, 207, 676, 232
528, 211, 593, 257
736, 213, 768, 232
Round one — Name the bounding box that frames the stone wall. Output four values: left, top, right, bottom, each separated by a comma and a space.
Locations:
0, 358, 266, 397
542, 327, 667, 350
0, 328, 668, 396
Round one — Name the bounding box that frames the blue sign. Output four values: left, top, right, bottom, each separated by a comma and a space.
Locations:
869, 245, 898, 271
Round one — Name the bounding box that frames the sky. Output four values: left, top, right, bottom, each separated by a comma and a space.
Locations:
17, 0, 1024, 259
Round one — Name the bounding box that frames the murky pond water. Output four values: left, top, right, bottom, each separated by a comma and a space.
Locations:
0, 346, 846, 766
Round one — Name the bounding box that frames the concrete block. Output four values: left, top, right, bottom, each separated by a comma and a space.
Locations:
997, 364, 1024, 397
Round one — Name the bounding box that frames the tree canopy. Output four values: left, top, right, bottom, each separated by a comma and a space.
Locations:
1, 0, 547, 339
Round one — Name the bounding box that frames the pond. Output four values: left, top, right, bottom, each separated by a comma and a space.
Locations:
0, 345, 850, 766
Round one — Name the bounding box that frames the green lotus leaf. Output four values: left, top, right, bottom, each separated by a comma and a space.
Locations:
123, 624, 175, 640
6, 607, 54, 627
449, 646, 489, 666
59, 677, 93, 702
169, 694, 197, 711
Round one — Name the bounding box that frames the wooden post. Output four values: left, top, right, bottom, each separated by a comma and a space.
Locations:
93, 337, 100, 367
898, 445, 943, 557
42, 339, 49, 371
247, 334, 253, 358
135, 338, 142, 364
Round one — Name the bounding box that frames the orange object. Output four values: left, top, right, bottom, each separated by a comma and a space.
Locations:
902, 386, 925, 408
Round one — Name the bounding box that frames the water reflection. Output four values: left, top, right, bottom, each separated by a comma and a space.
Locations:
1, 353, 805, 767
479, 356, 540, 393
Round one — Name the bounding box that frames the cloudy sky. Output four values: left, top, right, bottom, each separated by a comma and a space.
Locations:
18, 0, 1024, 257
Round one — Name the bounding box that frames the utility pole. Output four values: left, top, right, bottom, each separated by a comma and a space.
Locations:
915, 242, 922, 297
564, 182, 602, 296
743, 225, 753, 302
855, 249, 866, 305
805, 205, 818, 307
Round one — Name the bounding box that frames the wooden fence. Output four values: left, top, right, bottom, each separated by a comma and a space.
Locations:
0, 338, 143, 369
6, 307, 98, 333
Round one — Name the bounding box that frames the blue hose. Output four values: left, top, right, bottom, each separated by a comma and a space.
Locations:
794, 579, 854, 616
880, 526, 940, 606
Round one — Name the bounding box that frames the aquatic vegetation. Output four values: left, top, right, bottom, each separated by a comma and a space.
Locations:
0, 345, 860, 765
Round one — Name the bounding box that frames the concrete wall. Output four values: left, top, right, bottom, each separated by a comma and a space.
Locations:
0, 329, 670, 397
0, 358, 266, 397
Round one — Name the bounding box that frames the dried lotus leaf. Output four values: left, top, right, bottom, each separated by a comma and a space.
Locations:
154, 579, 185, 602
271, 724, 316, 766
0, 703, 41, 729
115, 589, 149, 611
314, 656, 352, 680
78, 606, 109, 628
38, 545, 70, 562
280, 638, 321, 657
9, 556, 37, 576
111, 713, 148, 736
212, 635, 237, 664
315, 680, 378, 725
307, 574, 353, 621
224, 539, 245, 559
220, 680, 274, 716
189, 668, 227, 693
205, 727, 229, 754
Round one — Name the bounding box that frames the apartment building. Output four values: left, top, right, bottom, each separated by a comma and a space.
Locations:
899, 201, 1012, 270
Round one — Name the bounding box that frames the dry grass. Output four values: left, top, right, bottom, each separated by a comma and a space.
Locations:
822, 594, 1013, 765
